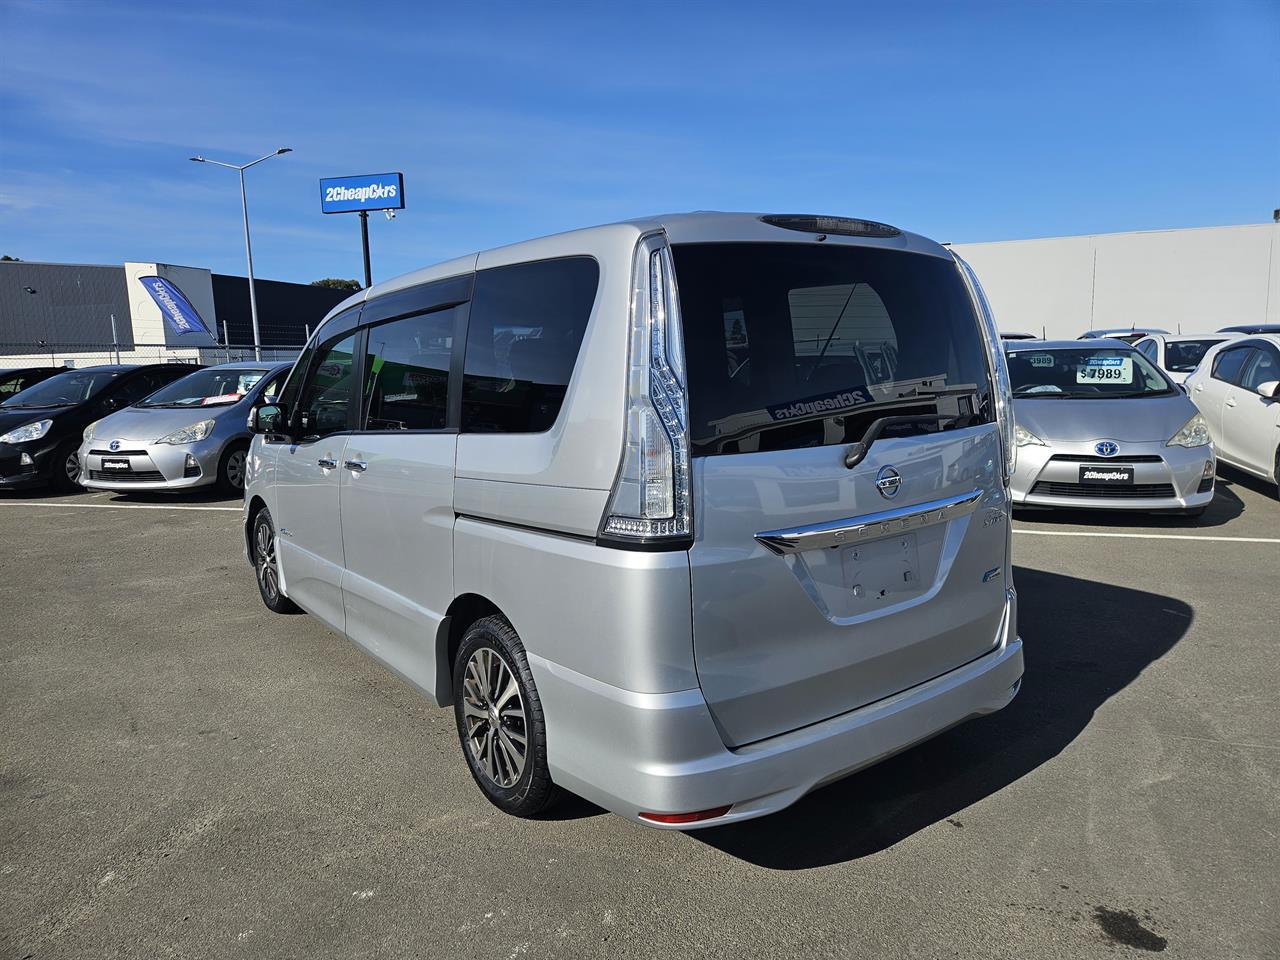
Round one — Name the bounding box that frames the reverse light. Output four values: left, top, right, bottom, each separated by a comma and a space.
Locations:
156, 419, 215, 445
1014, 425, 1046, 447
600, 235, 692, 546
954, 255, 1016, 481
1167, 412, 1211, 448
0, 419, 52, 444
638, 805, 732, 825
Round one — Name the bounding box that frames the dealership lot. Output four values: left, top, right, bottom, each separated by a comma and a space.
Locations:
1, 475, 1277, 960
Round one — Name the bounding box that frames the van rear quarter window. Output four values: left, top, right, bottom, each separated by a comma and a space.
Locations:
672, 243, 993, 456
461, 257, 598, 434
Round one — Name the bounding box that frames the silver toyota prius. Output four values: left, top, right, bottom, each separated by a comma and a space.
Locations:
80, 361, 290, 494
1005, 340, 1215, 514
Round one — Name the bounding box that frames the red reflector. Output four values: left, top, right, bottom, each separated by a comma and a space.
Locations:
638, 805, 732, 825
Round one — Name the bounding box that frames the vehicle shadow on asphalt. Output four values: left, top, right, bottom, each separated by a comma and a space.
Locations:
1215, 464, 1277, 503
692, 565, 1191, 869
1013, 482, 1245, 529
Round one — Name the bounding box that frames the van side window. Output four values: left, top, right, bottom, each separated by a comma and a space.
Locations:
1211, 347, 1251, 385
295, 332, 358, 440
361, 307, 457, 431
461, 257, 598, 434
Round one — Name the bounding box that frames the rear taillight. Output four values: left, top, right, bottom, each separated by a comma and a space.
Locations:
600, 233, 692, 547
954, 254, 1016, 483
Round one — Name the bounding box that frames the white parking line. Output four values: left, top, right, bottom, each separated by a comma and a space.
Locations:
1013, 528, 1280, 544
0, 500, 241, 513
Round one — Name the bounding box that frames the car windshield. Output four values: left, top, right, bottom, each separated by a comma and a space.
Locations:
136, 368, 269, 407
0, 368, 123, 408
1165, 339, 1227, 373
1006, 347, 1174, 399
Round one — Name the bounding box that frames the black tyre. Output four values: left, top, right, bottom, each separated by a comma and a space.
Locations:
452, 616, 558, 818
50, 440, 82, 492
218, 442, 250, 495
1273, 447, 1280, 501
251, 507, 300, 614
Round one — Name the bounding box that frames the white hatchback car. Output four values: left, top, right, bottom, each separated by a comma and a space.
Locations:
1185, 334, 1280, 497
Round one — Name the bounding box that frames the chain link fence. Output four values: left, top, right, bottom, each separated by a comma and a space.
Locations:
0, 342, 304, 370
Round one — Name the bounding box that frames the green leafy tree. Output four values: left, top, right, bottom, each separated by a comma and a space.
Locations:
1, 255, 20, 262
311, 278, 361, 291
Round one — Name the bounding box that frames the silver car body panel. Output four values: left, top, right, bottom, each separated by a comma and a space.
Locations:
80, 362, 289, 490
244, 211, 1023, 826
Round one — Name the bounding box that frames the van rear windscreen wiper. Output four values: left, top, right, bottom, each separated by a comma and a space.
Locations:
843, 412, 979, 469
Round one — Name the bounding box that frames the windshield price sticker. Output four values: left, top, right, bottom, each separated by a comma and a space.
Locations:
1077, 356, 1133, 384
1029, 354, 1054, 367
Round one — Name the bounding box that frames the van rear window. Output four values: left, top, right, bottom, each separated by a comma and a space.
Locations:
672, 243, 994, 456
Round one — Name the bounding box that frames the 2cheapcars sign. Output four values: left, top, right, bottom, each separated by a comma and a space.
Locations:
320, 172, 405, 214
138, 276, 213, 337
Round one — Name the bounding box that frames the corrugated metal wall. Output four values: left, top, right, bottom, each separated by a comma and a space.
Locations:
0, 261, 132, 351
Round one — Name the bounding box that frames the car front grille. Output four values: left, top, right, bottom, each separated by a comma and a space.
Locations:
88, 448, 148, 456
1048, 454, 1164, 464
87, 470, 166, 482
1031, 481, 1177, 499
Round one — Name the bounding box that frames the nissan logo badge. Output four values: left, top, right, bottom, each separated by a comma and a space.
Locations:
875, 465, 902, 499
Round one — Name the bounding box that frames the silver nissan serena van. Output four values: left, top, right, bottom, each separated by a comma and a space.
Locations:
243, 212, 1023, 829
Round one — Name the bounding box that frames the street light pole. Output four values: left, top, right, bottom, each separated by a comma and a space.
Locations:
190, 147, 292, 361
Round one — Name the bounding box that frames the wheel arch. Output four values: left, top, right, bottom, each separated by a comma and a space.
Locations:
244, 494, 268, 566
433, 593, 510, 706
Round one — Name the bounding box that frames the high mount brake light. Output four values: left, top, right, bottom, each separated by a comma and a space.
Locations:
599, 234, 692, 547
760, 214, 901, 238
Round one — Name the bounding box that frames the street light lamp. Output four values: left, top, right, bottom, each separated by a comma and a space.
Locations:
190, 147, 292, 360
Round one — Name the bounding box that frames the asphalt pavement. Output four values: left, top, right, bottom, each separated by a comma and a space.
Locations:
1, 468, 1277, 959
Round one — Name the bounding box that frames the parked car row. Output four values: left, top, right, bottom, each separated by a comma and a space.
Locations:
1003, 332, 1280, 511
0, 361, 289, 493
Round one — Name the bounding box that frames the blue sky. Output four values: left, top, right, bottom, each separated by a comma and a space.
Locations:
1, 0, 1276, 286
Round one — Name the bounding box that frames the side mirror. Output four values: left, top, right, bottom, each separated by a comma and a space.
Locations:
1257, 380, 1280, 399
249, 403, 287, 435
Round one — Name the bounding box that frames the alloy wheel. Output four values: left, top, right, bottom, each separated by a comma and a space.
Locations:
460, 647, 528, 788
255, 519, 280, 601
64, 450, 80, 484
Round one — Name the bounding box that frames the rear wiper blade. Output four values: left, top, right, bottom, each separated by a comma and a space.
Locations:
843, 412, 979, 469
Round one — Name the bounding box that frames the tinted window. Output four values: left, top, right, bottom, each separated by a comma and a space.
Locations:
674, 243, 992, 456
461, 257, 598, 433
1135, 339, 1158, 360
1212, 347, 1251, 385
296, 333, 358, 440
362, 307, 457, 431
1164, 339, 1225, 373
0, 371, 47, 396
1006, 346, 1172, 398
1240, 348, 1280, 391
1, 368, 123, 407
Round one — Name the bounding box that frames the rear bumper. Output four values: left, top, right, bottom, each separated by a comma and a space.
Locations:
534, 590, 1022, 829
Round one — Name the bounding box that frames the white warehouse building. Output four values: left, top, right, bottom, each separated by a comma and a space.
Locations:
950, 221, 1280, 340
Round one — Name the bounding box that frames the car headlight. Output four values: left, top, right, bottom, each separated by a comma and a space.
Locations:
0, 419, 53, 444
83, 420, 100, 442
1014, 424, 1046, 447
156, 419, 216, 444
1167, 412, 1211, 448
